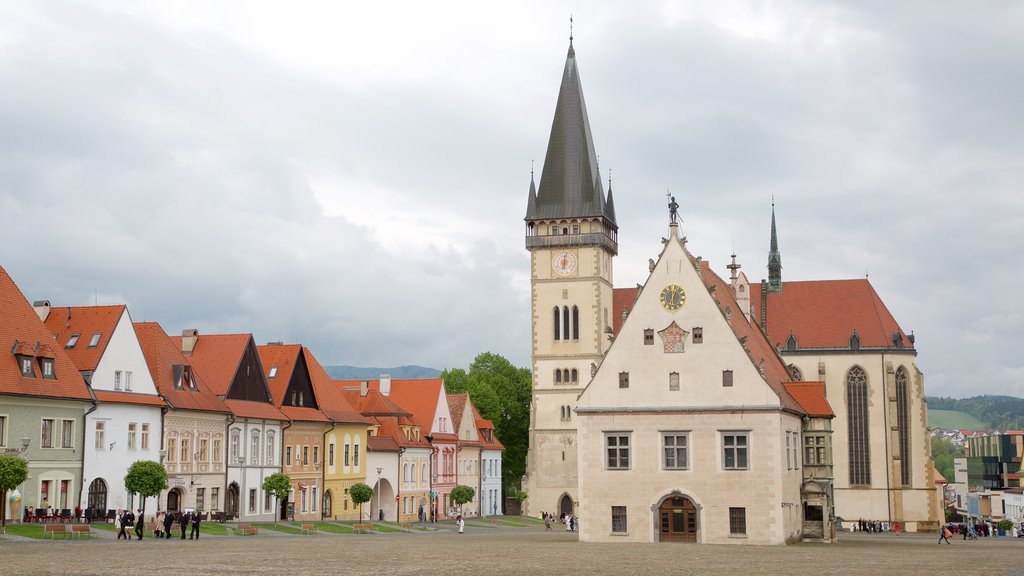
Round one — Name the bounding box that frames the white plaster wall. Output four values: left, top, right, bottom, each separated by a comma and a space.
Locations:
82, 403, 163, 511
91, 309, 158, 395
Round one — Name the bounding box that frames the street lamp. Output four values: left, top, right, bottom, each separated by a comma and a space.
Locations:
237, 456, 246, 520
375, 467, 383, 522
314, 463, 320, 519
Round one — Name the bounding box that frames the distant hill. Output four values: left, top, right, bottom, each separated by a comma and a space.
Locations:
927, 409, 987, 431
926, 395, 1024, 430
324, 365, 441, 380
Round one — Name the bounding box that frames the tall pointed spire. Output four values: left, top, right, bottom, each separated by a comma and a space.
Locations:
525, 38, 617, 228
768, 200, 783, 292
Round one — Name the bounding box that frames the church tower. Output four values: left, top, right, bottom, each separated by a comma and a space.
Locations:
523, 38, 618, 517
767, 202, 783, 292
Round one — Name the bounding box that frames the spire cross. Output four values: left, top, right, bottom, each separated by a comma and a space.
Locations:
570, 15, 574, 44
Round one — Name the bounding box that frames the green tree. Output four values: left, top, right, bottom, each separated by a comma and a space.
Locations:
0, 455, 29, 531
450, 485, 475, 512
349, 482, 373, 522
123, 460, 168, 539
262, 473, 291, 525
442, 352, 531, 497
930, 437, 964, 482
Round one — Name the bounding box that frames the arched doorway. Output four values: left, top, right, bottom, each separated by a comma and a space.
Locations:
227, 483, 239, 519
323, 490, 332, 520
658, 495, 698, 542
559, 494, 573, 517
167, 488, 184, 513
87, 478, 107, 512
371, 479, 396, 521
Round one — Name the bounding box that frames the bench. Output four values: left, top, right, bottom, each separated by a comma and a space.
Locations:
353, 523, 373, 533
70, 524, 92, 539
300, 524, 317, 534
236, 523, 259, 536
400, 521, 412, 529
44, 524, 67, 539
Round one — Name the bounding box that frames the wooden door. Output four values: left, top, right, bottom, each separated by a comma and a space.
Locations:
659, 497, 697, 542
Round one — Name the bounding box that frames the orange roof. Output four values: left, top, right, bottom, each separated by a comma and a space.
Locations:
783, 382, 834, 417
93, 389, 168, 408
360, 378, 446, 433
43, 305, 125, 372
612, 287, 640, 334
134, 322, 231, 414
257, 343, 302, 406
340, 384, 430, 450
224, 399, 287, 420
448, 393, 481, 446
279, 405, 329, 422
170, 333, 250, 397
750, 279, 910, 350
0, 266, 92, 401
304, 350, 368, 425
473, 405, 504, 451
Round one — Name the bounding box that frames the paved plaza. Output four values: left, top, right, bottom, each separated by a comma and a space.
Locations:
2, 524, 1023, 576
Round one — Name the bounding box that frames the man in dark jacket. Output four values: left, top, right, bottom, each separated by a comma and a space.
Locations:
179, 511, 190, 540
190, 511, 202, 540
134, 509, 144, 540
163, 510, 175, 539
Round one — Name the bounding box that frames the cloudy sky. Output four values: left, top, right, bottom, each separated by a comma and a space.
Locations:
2, 1, 1021, 398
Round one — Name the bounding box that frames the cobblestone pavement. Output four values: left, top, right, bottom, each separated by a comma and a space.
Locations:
2, 525, 1022, 576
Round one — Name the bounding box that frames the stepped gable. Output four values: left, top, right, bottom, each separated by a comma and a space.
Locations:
134, 321, 230, 413
750, 279, 910, 349
0, 266, 91, 400
43, 304, 125, 372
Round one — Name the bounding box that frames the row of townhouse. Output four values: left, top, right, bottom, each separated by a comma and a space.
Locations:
1, 265, 503, 524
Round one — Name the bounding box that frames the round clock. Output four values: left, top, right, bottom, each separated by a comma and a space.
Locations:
659, 284, 686, 311
552, 251, 578, 276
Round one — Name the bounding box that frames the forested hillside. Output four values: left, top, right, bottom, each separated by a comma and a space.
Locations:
927, 395, 1024, 430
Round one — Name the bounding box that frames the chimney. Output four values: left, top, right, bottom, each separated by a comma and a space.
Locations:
33, 300, 51, 322
360, 381, 368, 397
380, 374, 391, 396
181, 329, 199, 356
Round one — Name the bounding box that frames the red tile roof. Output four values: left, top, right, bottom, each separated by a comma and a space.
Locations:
133, 322, 231, 414
223, 399, 287, 420
448, 393, 481, 446
279, 405, 329, 423
304, 350, 368, 425
473, 406, 504, 451
340, 384, 430, 450
783, 382, 834, 418
612, 287, 640, 334
43, 305, 125, 372
749, 279, 910, 350
0, 266, 92, 401
93, 389, 168, 407
365, 378, 446, 433
169, 333, 250, 397
257, 343, 302, 406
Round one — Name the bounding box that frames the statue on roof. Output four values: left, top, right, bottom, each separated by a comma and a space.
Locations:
668, 195, 679, 224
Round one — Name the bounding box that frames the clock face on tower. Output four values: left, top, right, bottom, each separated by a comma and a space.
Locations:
552, 251, 578, 276
659, 284, 686, 311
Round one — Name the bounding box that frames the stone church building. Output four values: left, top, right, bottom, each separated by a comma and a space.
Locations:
522, 40, 942, 542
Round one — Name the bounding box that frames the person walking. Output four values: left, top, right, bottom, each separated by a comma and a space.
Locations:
179, 511, 191, 540
190, 511, 202, 540
456, 514, 464, 534
115, 509, 125, 540
135, 509, 145, 540
938, 524, 952, 544
544, 514, 552, 531
162, 510, 175, 539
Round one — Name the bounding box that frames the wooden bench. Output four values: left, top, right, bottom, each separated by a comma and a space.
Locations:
400, 521, 412, 529
353, 523, 373, 533
70, 524, 92, 539
300, 523, 317, 534
235, 523, 258, 536
43, 524, 67, 539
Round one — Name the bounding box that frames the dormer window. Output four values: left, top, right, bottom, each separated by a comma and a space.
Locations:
87, 333, 101, 348
269, 367, 278, 378
65, 334, 80, 348
849, 331, 861, 351
786, 334, 798, 351
41, 358, 55, 379
18, 356, 34, 377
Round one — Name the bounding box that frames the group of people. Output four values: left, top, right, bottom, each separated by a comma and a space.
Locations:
154, 510, 203, 540
114, 509, 140, 540
540, 512, 577, 532
851, 519, 899, 534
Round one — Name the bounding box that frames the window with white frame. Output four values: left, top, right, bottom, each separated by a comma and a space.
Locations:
250, 431, 260, 466
114, 371, 122, 391
41, 358, 54, 379
181, 436, 190, 463
19, 356, 34, 377
141, 423, 150, 450
663, 432, 689, 469
61, 419, 73, 448
41, 418, 54, 448
0, 414, 6, 446
248, 489, 256, 513
266, 432, 275, 465
167, 437, 176, 461
605, 433, 631, 470
722, 432, 749, 470
230, 431, 240, 461
126, 371, 132, 391
95, 421, 105, 451
128, 423, 137, 450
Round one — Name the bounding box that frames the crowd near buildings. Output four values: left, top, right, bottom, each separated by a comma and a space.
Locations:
0, 266, 504, 525
521, 39, 945, 545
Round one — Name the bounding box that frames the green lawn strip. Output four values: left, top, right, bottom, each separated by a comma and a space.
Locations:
335, 520, 404, 534
1, 524, 46, 539
88, 522, 117, 532
193, 523, 234, 536
313, 522, 355, 534
254, 522, 304, 535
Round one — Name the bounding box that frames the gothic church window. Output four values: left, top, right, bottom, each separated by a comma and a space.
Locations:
563, 369, 570, 383
553, 308, 561, 340
788, 364, 803, 381
571, 369, 578, 383
786, 334, 798, 351
849, 332, 861, 351
562, 306, 570, 340
571, 306, 579, 340
554, 369, 561, 383
847, 365, 871, 485
896, 366, 911, 486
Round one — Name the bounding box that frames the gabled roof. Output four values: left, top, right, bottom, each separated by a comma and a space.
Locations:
377, 378, 446, 432
134, 322, 230, 414
612, 287, 640, 334
783, 382, 834, 418
340, 383, 430, 450
169, 333, 250, 397
224, 398, 287, 420
448, 393, 480, 446
526, 42, 616, 226
0, 266, 92, 401
473, 405, 505, 451
92, 389, 167, 408
750, 279, 911, 350
304, 351, 368, 425
257, 343, 302, 406
43, 305, 125, 372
